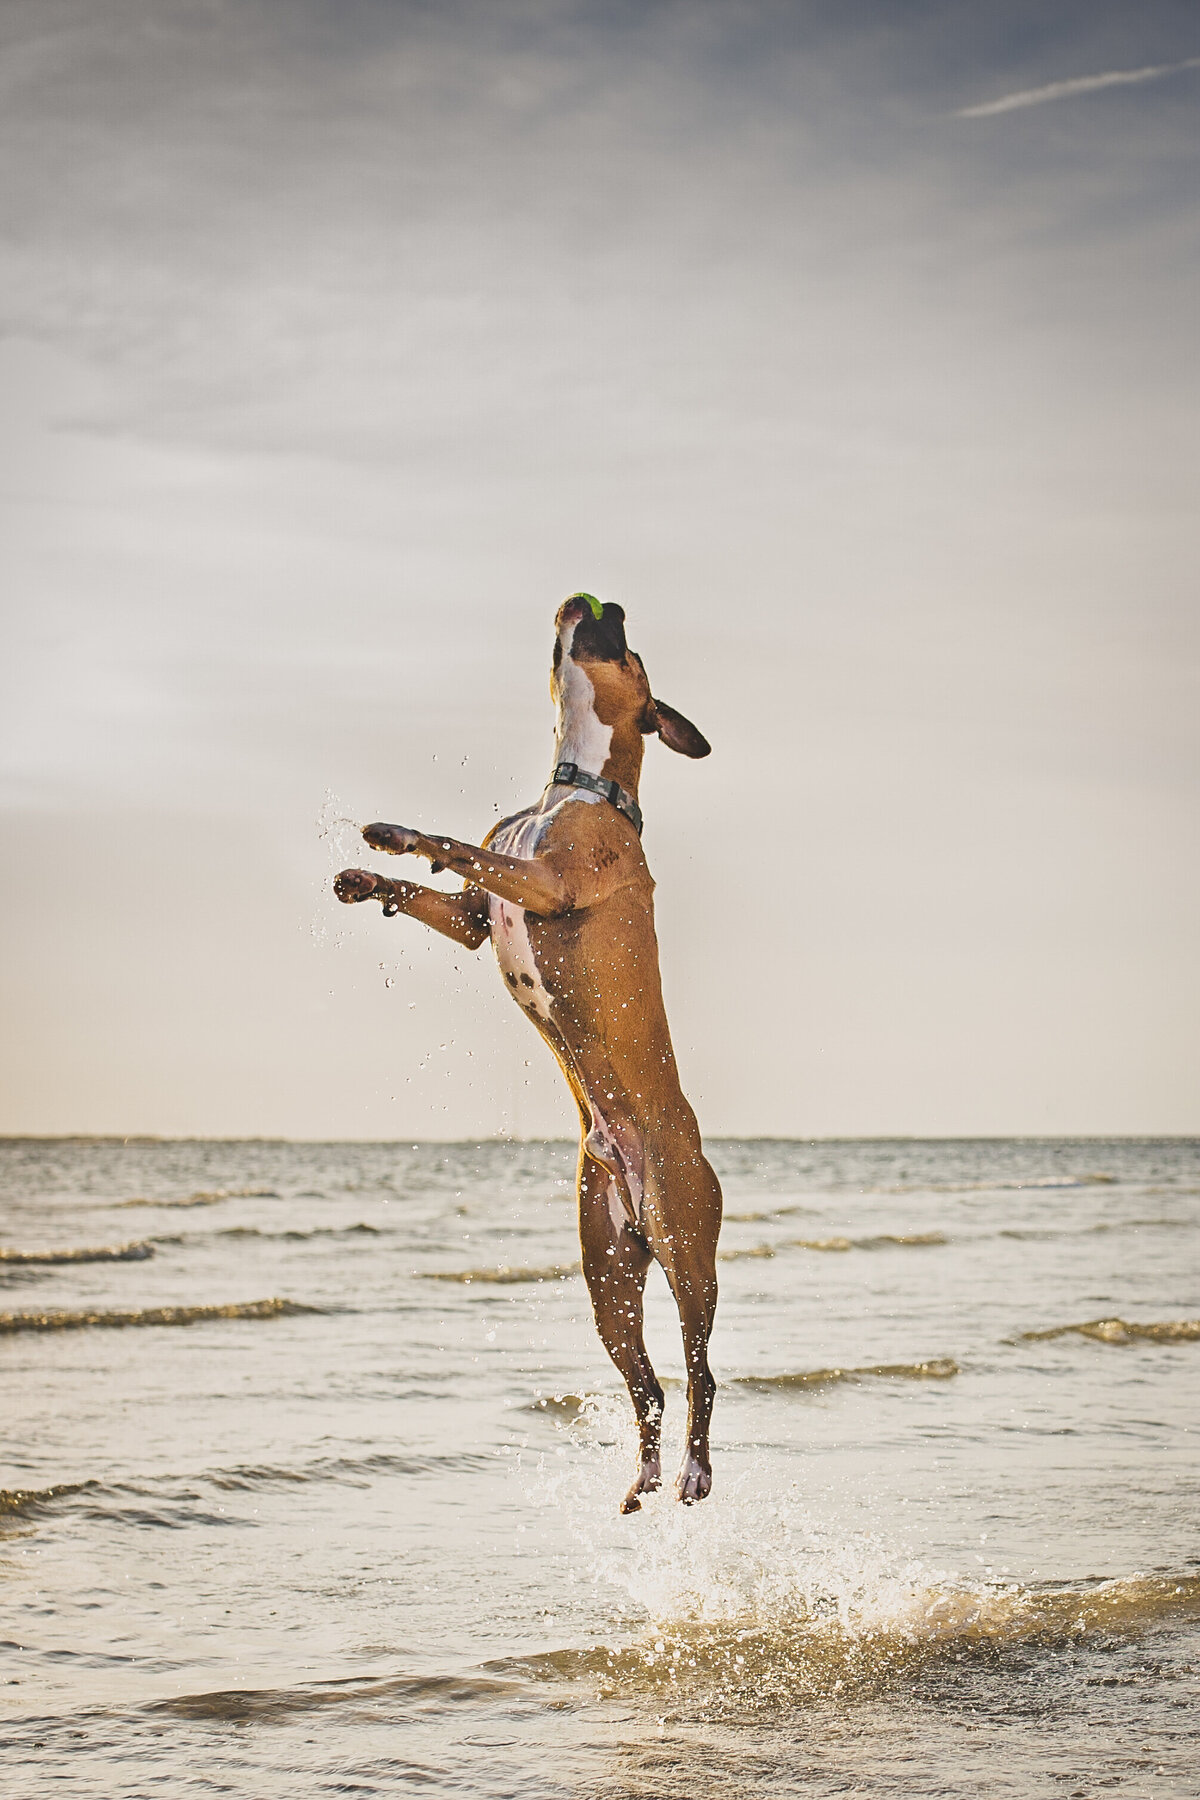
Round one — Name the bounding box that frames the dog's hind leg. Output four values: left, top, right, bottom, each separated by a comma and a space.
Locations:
669, 1264, 718, 1504
578, 1150, 664, 1514
650, 1158, 721, 1504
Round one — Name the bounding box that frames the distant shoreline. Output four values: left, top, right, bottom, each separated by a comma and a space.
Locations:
1, 1133, 1196, 1147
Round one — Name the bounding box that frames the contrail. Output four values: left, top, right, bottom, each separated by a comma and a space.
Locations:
956, 55, 1200, 118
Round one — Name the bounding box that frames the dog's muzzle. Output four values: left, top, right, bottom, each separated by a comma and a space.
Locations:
563, 598, 628, 663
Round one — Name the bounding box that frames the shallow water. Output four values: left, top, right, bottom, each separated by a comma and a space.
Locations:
1, 1136, 1198, 1798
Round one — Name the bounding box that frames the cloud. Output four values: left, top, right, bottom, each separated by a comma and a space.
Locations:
956, 54, 1200, 117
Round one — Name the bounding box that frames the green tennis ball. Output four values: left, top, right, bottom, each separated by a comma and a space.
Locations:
570, 592, 604, 620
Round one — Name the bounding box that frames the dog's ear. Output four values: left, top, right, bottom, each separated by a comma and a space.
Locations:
647, 699, 711, 759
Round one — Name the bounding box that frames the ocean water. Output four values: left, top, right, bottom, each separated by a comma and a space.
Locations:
1, 1135, 1198, 1799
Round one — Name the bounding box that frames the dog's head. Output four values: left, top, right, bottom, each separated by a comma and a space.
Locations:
552, 595, 710, 759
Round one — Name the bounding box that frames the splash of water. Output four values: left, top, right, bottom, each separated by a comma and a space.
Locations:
522, 1396, 952, 1634
512, 1396, 1200, 1708
313, 788, 369, 951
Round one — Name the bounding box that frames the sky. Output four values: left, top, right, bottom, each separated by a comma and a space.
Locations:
1, 0, 1197, 1140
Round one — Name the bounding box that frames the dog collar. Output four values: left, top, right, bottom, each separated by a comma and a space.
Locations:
550, 762, 643, 837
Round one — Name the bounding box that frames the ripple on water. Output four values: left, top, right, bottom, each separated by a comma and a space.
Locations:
874, 1174, 1118, 1194
144, 1669, 524, 1722
1020, 1317, 1200, 1344
421, 1263, 581, 1285
3, 1449, 500, 1539
729, 1358, 959, 1389
0, 1297, 321, 1334
527, 1359, 958, 1417
214, 1223, 382, 1241
115, 1188, 279, 1209
0, 1479, 103, 1522
0, 1242, 155, 1264
720, 1233, 947, 1260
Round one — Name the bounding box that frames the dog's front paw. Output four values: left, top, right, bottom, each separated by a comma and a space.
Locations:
362, 821, 422, 856
334, 868, 381, 903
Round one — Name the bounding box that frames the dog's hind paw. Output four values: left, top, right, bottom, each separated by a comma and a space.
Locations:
675, 1454, 712, 1505
620, 1458, 662, 1514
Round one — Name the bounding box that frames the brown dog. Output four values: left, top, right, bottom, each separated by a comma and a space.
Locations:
335, 596, 722, 1510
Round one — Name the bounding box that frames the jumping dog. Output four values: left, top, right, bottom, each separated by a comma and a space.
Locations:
335, 595, 723, 1510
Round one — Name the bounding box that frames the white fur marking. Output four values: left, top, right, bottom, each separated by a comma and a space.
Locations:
488, 812, 555, 1023
677, 1452, 708, 1497
556, 619, 613, 776
585, 1104, 645, 1234
604, 1178, 627, 1237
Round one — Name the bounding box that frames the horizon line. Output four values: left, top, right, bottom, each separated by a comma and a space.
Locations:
0, 1132, 1195, 1146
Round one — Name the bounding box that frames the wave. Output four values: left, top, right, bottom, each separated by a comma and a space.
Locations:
422, 1263, 580, 1285
0, 1479, 102, 1520
210, 1450, 496, 1492
528, 1392, 589, 1417
4, 1450, 495, 1537
214, 1223, 382, 1242
504, 1573, 1200, 1705
0, 1297, 320, 1335
720, 1232, 946, 1261
55, 1459, 494, 1532
117, 1188, 279, 1209
436, 1233, 947, 1278
146, 1670, 521, 1722
118, 1195, 223, 1209
137, 1569, 1200, 1720
0, 1241, 155, 1265
527, 1375, 686, 1417
526, 1362, 955, 1415
729, 1358, 959, 1390
527, 1384, 686, 1417
1000, 1217, 1194, 1241
93, 1451, 497, 1527
722, 1207, 816, 1223
1021, 1317, 1200, 1345
877, 1173, 1117, 1194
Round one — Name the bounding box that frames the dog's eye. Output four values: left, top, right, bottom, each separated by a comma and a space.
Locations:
552, 638, 563, 670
